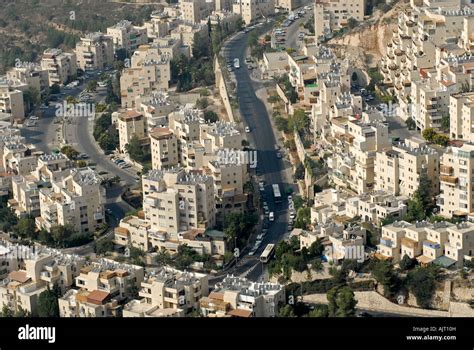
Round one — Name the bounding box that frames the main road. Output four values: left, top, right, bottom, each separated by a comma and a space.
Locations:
219, 22, 298, 281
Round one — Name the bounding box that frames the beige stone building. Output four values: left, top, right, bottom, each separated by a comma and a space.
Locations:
375, 138, 440, 198
75, 33, 115, 71
0, 84, 25, 120
439, 143, 474, 218
378, 220, 474, 268
180, 0, 211, 24
314, 0, 366, 42
36, 168, 106, 234
450, 92, 474, 141
117, 110, 148, 153
150, 128, 179, 170
41, 49, 77, 86
59, 289, 121, 317
107, 20, 148, 54
0, 243, 85, 316
202, 275, 285, 317
232, 0, 275, 24
142, 168, 216, 235
120, 45, 171, 108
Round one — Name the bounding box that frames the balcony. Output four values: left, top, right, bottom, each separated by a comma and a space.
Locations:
440, 165, 453, 176
380, 238, 394, 248
440, 175, 458, 185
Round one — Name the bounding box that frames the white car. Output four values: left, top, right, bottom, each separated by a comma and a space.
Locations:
29, 116, 39, 120
269, 212, 274, 221
245, 126, 251, 133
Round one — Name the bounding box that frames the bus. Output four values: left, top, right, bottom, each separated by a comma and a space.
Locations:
272, 184, 281, 204
260, 243, 275, 263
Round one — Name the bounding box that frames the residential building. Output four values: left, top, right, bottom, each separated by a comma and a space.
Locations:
202, 275, 285, 317
180, 0, 211, 24
150, 128, 179, 170
74, 258, 145, 302
314, 0, 366, 42
75, 33, 114, 71
232, 0, 275, 25
0, 83, 25, 120
59, 289, 121, 317
41, 49, 77, 86
36, 168, 106, 234
107, 20, 148, 54
117, 110, 148, 153
375, 138, 440, 198
439, 143, 474, 218
142, 168, 216, 234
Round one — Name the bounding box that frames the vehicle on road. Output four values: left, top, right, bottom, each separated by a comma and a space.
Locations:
233, 58, 240, 69
260, 243, 275, 263
245, 126, 251, 133
272, 184, 281, 204
269, 211, 274, 221
276, 151, 282, 159
29, 115, 39, 120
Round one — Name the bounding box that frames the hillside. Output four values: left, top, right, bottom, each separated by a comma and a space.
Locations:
0, 0, 163, 74
327, 0, 410, 71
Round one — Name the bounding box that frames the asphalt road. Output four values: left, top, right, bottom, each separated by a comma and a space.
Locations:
221, 23, 296, 281
21, 74, 136, 221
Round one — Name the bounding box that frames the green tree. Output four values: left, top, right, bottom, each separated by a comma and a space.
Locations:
294, 207, 311, 229
13, 217, 36, 239
86, 80, 98, 92
277, 304, 296, 317
203, 110, 218, 123
399, 254, 416, 271
306, 304, 329, 317
61, 145, 79, 160
195, 97, 209, 110
406, 117, 416, 130
1, 304, 13, 317
372, 260, 399, 297
49, 84, 61, 95
335, 287, 357, 317
295, 163, 305, 180
94, 238, 114, 255
37, 288, 60, 317
126, 134, 148, 163
432, 133, 449, 147
422, 128, 437, 142
406, 266, 438, 308
23, 86, 40, 112
289, 109, 309, 131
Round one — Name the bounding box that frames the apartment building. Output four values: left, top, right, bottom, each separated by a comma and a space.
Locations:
375, 138, 440, 198
2, 142, 37, 176
378, 220, 474, 268
0, 83, 25, 120
142, 168, 216, 234
180, 0, 211, 24
232, 0, 275, 25
131, 267, 208, 314
450, 92, 474, 141
325, 225, 367, 262
120, 45, 171, 108
134, 92, 176, 129
438, 143, 474, 218
107, 20, 148, 54
59, 289, 121, 317
6, 65, 49, 94
40, 49, 77, 86
170, 23, 207, 57
168, 108, 203, 165
202, 276, 285, 317
299, 222, 344, 250
314, 0, 366, 42
310, 188, 349, 224
8, 153, 71, 218
75, 33, 115, 71
117, 110, 148, 153
150, 128, 179, 170
75, 258, 145, 302
381, 2, 474, 116
145, 11, 174, 40
114, 214, 226, 256
36, 168, 105, 234
345, 191, 408, 225
329, 119, 390, 194
0, 243, 85, 315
